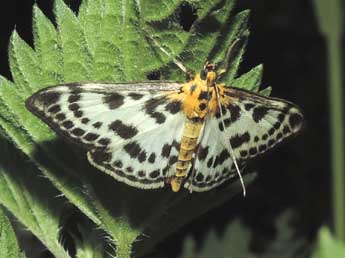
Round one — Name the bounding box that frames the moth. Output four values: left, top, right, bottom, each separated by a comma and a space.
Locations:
26, 61, 303, 194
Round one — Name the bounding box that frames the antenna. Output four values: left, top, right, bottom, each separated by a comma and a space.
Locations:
144, 30, 192, 78
218, 38, 242, 78
214, 84, 246, 196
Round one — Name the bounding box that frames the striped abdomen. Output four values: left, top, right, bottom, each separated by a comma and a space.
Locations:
170, 118, 203, 192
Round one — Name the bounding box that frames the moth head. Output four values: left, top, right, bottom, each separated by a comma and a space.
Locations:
200, 62, 217, 87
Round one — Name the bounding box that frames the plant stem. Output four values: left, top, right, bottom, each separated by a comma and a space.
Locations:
312, 0, 345, 241
328, 34, 345, 241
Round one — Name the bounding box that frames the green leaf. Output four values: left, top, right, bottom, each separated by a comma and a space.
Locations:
312, 227, 345, 258
178, 211, 306, 258
9, 32, 38, 96
211, 10, 250, 83
180, 220, 252, 258
0, 206, 22, 258
162, 0, 237, 80
0, 77, 36, 154
33, 5, 63, 84
0, 137, 71, 258
55, 0, 93, 82
72, 217, 107, 258
260, 86, 272, 97
141, 0, 183, 21
232, 64, 263, 91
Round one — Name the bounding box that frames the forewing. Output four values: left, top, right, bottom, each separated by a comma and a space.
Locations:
189, 86, 303, 192
26, 82, 184, 189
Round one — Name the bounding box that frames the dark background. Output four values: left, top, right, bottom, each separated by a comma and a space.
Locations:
0, 0, 336, 257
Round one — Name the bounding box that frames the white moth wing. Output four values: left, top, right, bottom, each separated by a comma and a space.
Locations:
26, 82, 185, 189
186, 117, 236, 192
188, 87, 303, 192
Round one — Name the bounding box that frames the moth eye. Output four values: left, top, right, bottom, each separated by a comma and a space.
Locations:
200, 69, 207, 80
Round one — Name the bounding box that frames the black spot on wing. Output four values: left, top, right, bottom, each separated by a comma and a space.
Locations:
71, 128, 85, 136
138, 151, 147, 163
39, 92, 61, 106
150, 112, 166, 124
108, 120, 138, 139
62, 120, 74, 129
168, 156, 178, 165
162, 166, 169, 175
274, 122, 281, 130
149, 169, 160, 179
278, 113, 285, 122
283, 126, 291, 134
98, 138, 111, 146
68, 103, 80, 111
81, 117, 90, 124
124, 141, 142, 159
240, 150, 248, 157
103, 93, 124, 109
218, 149, 230, 165
48, 105, 61, 114
218, 118, 232, 131
252, 106, 269, 123
207, 157, 213, 168
113, 160, 123, 168
230, 132, 250, 149
68, 94, 81, 103
144, 96, 168, 123
244, 103, 255, 111
90, 150, 112, 164
161, 144, 172, 158
126, 167, 134, 173
172, 140, 180, 151
74, 110, 83, 118
55, 113, 66, 121
196, 173, 204, 182
205, 175, 211, 182
84, 133, 100, 141
289, 113, 303, 130
197, 146, 209, 161
249, 147, 257, 155
228, 104, 241, 122
148, 153, 156, 163
212, 149, 229, 168
259, 144, 267, 152
128, 92, 144, 100
215, 105, 227, 118
268, 128, 275, 135
93, 122, 102, 129
165, 100, 182, 114
144, 96, 167, 112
